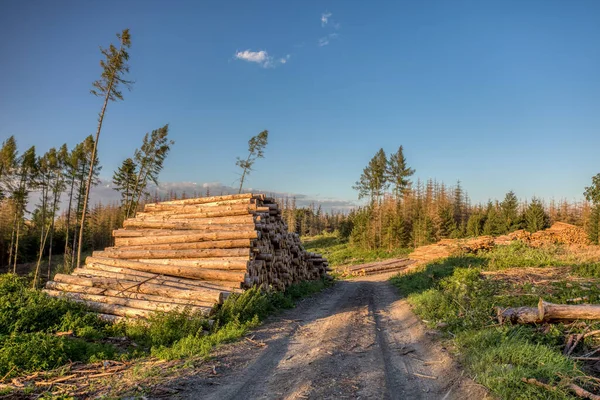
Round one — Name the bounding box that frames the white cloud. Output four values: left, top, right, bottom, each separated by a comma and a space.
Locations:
235, 50, 269, 64
319, 11, 340, 46
318, 33, 338, 47
234, 49, 289, 68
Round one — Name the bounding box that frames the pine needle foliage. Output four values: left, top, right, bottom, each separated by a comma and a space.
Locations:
236, 130, 268, 193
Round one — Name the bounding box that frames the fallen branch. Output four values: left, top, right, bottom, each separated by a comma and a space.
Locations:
521, 377, 556, 392
413, 372, 437, 380
568, 383, 600, 400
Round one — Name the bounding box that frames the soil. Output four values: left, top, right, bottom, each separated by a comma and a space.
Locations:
171, 273, 490, 400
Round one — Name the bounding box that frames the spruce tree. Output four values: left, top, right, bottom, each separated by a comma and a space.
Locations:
483, 202, 504, 236
500, 190, 520, 233
524, 197, 550, 233
112, 158, 138, 214
126, 125, 174, 217
438, 204, 457, 239
9, 146, 37, 271
386, 145, 415, 198
466, 211, 485, 237
0, 136, 18, 200
353, 148, 388, 203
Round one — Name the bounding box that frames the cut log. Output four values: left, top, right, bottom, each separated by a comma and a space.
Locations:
53, 274, 225, 303
133, 258, 250, 270
82, 263, 243, 292
93, 247, 251, 259
123, 215, 255, 229
45, 290, 211, 314
498, 299, 600, 324
145, 193, 259, 206
110, 239, 252, 251
138, 203, 258, 215
114, 231, 258, 247
113, 229, 258, 238
48, 296, 156, 319
45, 281, 215, 308
497, 306, 541, 324
540, 300, 600, 321
72, 268, 221, 292
136, 209, 254, 219
85, 257, 248, 280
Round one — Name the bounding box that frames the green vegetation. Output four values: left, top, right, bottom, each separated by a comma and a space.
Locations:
391, 243, 600, 399
303, 232, 410, 267
585, 174, 600, 244
0, 274, 120, 378
0, 273, 331, 381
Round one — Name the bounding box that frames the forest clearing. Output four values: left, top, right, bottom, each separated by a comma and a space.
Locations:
2, 4, 600, 399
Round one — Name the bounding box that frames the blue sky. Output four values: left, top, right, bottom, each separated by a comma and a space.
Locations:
1, 0, 599, 208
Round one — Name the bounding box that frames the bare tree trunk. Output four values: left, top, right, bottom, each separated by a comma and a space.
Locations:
7, 211, 16, 272
127, 167, 151, 219
63, 174, 76, 268
33, 185, 48, 286
47, 184, 61, 280
237, 152, 252, 194
33, 225, 51, 288
76, 76, 115, 269
126, 164, 146, 219
12, 218, 21, 273
70, 169, 86, 271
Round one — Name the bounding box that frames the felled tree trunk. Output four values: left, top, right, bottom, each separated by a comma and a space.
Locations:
498, 299, 600, 324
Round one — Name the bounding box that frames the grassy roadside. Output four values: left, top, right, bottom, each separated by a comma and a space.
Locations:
302, 232, 411, 267
391, 242, 600, 400
0, 274, 332, 397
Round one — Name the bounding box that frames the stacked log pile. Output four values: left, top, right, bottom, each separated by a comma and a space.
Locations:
410, 223, 588, 266
506, 222, 589, 247
45, 194, 330, 319
410, 236, 496, 264
338, 258, 416, 277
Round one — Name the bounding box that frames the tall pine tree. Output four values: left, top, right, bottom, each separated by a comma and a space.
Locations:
386, 145, 415, 198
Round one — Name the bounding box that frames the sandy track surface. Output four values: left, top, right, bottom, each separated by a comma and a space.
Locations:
174, 274, 489, 399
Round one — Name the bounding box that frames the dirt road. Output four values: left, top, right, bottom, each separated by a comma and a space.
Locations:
178, 274, 488, 399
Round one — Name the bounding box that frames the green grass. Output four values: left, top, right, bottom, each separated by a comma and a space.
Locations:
149, 279, 330, 360
0, 273, 332, 381
302, 232, 411, 267
391, 242, 600, 400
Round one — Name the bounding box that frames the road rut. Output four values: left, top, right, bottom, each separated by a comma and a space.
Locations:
177, 274, 489, 399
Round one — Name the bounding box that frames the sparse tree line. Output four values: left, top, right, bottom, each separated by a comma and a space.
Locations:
0, 28, 176, 282
0, 125, 172, 277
